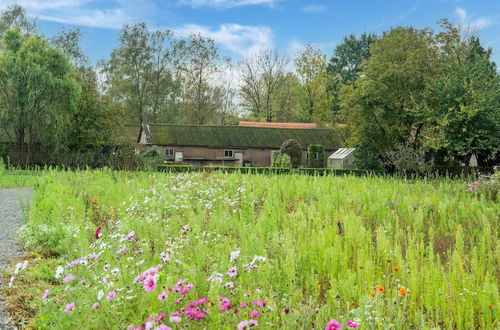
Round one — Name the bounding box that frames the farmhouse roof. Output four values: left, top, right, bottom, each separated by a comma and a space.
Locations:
141, 124, 341, 149
238, 121, 318, 129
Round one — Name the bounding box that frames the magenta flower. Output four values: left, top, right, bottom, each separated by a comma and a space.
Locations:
156, 313, 166, 323
63, 273, 75, 282
126, 231, 135, 240
240, 302, 248, 309
346, 321, 359, 328
65, 303, 75, 312
107, 291, 116, 301
41, 289, 49, 300
94, 226, 102, 239
250, 309, 260, 319
283, 308, 290, 314
325, 320, 342, 330
196, 297, 208, 306
92, 302, 100, 309
158, 290, 168, 302
143, 275, 157, 292
157, 325, 172, 330
237, 320, 259, 329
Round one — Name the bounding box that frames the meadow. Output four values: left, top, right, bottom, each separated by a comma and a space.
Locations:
2, 170, 499, 329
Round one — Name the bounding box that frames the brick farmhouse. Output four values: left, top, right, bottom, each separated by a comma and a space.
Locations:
137, 123, 342, 167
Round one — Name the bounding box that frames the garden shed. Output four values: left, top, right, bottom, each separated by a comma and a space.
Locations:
327, 148, 356, 169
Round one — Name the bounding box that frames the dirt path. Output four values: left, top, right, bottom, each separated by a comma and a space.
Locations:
0, 188, 33, 330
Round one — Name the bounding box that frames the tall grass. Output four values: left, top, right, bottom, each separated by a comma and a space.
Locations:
11, 170, 499, 329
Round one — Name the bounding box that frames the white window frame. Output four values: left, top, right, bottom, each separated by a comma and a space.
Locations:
165, 148, 175, 157
224, 150, 234, 158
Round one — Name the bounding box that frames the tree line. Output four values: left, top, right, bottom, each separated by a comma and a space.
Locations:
0, 5, 498, 170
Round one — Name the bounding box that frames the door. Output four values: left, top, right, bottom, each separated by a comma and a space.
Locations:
175, 152, 184, 162
234, 152, 243, 166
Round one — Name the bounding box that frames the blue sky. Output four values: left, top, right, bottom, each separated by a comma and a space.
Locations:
2, 0, 499, 64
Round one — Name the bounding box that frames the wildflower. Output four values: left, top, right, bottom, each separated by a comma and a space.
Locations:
41, 290, 49, 300
157, 324, 172, 330
88, 253, 100, 259
144, 275, 157, 292
111, 268, 120, 275
65, 303, 75, 313
196, 297, 208, 306
283, 308, 290, 314
377, 286, 385, 294
181, 225, 190, 233
55, 266, 64, 279
252, 300, 266, 307
325, 320, 342, 329
145, 317, 154, 330
103, 275, 110, 283
487, 303, 493, 308
346, 320, 359, 328
156, 313, 166, 323
399, 288, 407, 296
250, 310, 260, 318
230, 250, 241, 262
158, 290, 168, 302
227, 266, 238, 278
79, 279, 86, 285
103, 264, 111, 271
107, 291, 116, 301
237, 320, 258, 329
126, 231, 135, 240
94, 226, 102, 239
392, 266, 400, 271
369, 292, 375, 297
350, 301, 356, 308
97, 290, 104, 301
240, 302, 248, 309
92, 302, 100, 309
63, 273, 75, 282
170, 315, 182, 323
224, 282, 234, 289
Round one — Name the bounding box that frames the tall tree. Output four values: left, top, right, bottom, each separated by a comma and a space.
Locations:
327, 33, 376, 119
102, 23, 177, 125
239, 50, 289, 122
295, 45, 332, 123
0, 5, 37, 36
339, 27, 440, 168
0, 29, 79, 165
428, 21, 500, 167
176, 34, 225, 125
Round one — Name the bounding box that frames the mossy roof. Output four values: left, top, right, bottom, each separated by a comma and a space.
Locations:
145, 124, 341, 149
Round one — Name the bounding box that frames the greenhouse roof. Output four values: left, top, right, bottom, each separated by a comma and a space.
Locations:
328, 148, 356, 159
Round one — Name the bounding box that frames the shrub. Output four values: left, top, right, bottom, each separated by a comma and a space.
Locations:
157, 164, 194, 173
307, 145, 325, 168
271, 151, 291, 168
280, 139, 303, 168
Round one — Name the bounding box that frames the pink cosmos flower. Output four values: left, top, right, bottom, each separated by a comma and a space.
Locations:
145, 317, 154, 330
94, 226, 102, 239
157, 325, 172, 330
92, 302, 100, 309
325, 320, 342, 330
227, 266, 238, 278
63, 274, 75, 282
156, 313, 166, 323
87, 253, 99, 259
250, 309, 259, 318
41, 289, 49, 300
240, 302, 248, 309
196, 297, 208, 306
103, 275, 110, 283
107, 291, 116, 301
143, 275, 157, 292
181, 225, 190, 233
79, 279, 86, 285
169, 315, 182, 323
252, 300, 266, 307
346, 321, 359, 328
176, 295, 185, 304
157, 290, 168, 302
65, 303, 75, 312
237, 320, 258, 329
103, 264, 111, 271
126, 231, 135, 240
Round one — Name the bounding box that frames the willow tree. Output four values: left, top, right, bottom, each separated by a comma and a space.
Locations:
0, 29, 79, 165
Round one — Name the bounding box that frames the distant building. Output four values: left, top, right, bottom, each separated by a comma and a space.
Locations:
327, 148, 357, 169
138, 124, 341, 167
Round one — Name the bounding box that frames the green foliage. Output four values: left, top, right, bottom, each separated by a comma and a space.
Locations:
156, 164, 194, 173
271, 151, 291, 168
307, 144, 325, 168
0, 29, 79, 165
280, 139, 303, 168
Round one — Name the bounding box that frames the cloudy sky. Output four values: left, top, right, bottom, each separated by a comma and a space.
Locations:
1, 0, 499, 64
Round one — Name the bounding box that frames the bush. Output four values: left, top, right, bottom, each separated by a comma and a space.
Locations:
203, 166, 291, 174
307, 145, 325, 168
280, 139, 303, 168
157, 164, 194, 173
271, 151, 291, 168
141, 145, 165, 169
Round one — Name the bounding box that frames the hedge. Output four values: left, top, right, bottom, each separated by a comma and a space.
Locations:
203, 166, 291, 174
157, 164, 194, 173
307, 144, 325, 168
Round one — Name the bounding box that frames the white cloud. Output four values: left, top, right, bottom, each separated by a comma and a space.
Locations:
455, 7, 492, 31
302, 5, 326, 13
179, 0, 281, 8
174, 23, 274, 57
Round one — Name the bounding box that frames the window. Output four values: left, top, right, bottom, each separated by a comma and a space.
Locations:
165, 148, 174, 157
314, 152, 319, 160
224, 150, 233, 158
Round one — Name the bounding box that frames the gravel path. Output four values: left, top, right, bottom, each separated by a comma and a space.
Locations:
0, 188, 33, 330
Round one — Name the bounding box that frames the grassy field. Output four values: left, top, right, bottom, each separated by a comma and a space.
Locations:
3, 170, 499, 329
